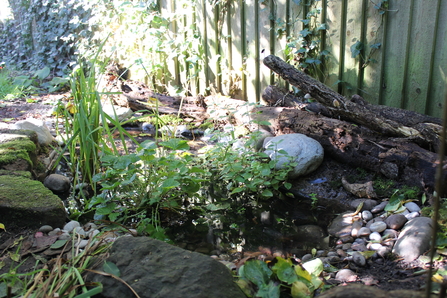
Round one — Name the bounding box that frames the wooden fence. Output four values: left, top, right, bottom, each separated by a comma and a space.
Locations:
157, 0, 447, 117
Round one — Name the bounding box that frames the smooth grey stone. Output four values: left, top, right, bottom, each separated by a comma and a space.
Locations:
385, 214, 408, 230
369, 221, 387, 233
39, 225, 53, 233
404, 202, 421, 213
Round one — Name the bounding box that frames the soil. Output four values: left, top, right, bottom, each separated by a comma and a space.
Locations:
0, 94, 444, 295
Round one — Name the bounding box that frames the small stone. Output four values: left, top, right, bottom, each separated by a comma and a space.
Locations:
302, 254, 313, 262
369, 232, 382, 242
58, 232, 71, 240
382, 229, 398, 240
327, 251, 338, 257
352, 251, 366, 266
44, 174, 71, 193
351, 221, 363, 237
350, 199, 378, 211
336, 249, 347, 257
368, 243, 384, 251
361, 210, 373, 221
64, 221, 80, 233
74, 226, 87, 237
386, 214, 408, 230
89, 229, 100, 239
357, 227, 371, 237
365, 217, 384, 228
342, 243, 352, 250
75, 239, 89, 249
371, 201, 388, 213
83, 222, 98, 231
404, 202, 421, 213
39, 225, 53, 233
335, 269, 358, 282
351, 242, 367, 252
369, 221, 387, 233
48, 228, 61, 236
339, 235, 354, 243
405, 211, 420, 220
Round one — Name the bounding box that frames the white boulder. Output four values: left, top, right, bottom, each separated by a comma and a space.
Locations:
263, 133, 324, 178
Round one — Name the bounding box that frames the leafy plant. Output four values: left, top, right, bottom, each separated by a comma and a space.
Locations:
0, 68, 27, 100
237, 257, 325, 298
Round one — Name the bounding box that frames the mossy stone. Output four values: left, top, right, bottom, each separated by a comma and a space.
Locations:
0, 129, 39, 171
0, 175, 67, 229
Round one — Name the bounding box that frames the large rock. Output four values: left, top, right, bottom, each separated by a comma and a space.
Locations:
263, 133, 324, 179
392, 217, 433, 262
89, 236, 245, 298
0, 174, 67, 228
13, 118, 55, 146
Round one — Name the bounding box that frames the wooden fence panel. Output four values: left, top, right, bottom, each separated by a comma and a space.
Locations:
155, 0, 447, 117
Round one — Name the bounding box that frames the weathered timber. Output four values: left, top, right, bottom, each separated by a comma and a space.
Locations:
275, 107, 441, 193
106, 79, 208, 121
263, 55, 442, 152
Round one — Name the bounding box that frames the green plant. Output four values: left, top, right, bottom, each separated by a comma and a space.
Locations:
384, 188, 421, 214
236, 257, 327, 298
88, 139, 207, 241
0, 68, 27, 100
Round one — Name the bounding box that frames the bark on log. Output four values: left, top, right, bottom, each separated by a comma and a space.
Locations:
105, 79, 208, 121
263, 55, 442, 152
275, 107, 440, 193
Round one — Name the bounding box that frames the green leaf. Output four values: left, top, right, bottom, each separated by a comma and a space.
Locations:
272, 257, 298, 284
256, 281, 280, 298
161, 178, 180, 189
350, 41, 363, 58
160, 138, 190, 150
103, 261, 121, 277
261, 189, 274, 197
240, 260, 272, 288
73, 285, 103, 298
302, 258, 323, 277
291, 281, 311, 298
50, 239, 68, 249
96, 202, 117, 215
34, 66, 50, 80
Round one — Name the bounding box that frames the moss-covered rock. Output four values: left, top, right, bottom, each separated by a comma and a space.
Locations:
0, 129, 39, 171
0, 175, 67, 229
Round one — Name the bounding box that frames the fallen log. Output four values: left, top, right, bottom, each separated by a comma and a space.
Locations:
105, 79, 208, 121
263, 55, 443, 152
274, 107, 440, 193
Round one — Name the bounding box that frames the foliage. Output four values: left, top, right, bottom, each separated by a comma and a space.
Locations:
1, 0, 93, 76
0, 68, 26, 100
384, 187, 421, 214
237, 257, 326, 298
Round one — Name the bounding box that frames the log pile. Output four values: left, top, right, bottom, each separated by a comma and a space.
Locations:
262, 55, 444, 193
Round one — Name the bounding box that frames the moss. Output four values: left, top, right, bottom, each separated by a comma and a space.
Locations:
0, 138, 36, 168
0, 175, 66, 228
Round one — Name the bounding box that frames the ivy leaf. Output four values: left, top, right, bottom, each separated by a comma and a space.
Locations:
50, 239, 68, 249
34, 66, 50, 80
350, 41, 363, 58
291, 281, 311, 298
256, 281, 280, 298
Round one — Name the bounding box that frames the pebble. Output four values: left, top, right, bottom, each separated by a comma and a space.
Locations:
369, 221, 387, 233
361, 210, 373, 221
404, 202, 421, 213
351, 221, 363, 237
371, 201, 388, 213
369, 232, 382, 242
63, 221, 80, 233
39, 225, 53, 233
352, 251, 366, 266
74, 226, 87, 237
75, 239, 89, 249
48, 228, 61, 236
357, 227, 371, 237
58, 232, 71, 240
302, 254, 313, 262
405, 211, 420, 220
335, 269, 358, 282
385, 214, 407, 230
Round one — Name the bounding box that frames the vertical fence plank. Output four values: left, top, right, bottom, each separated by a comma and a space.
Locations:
360, 3, 385, 105
244, 0, 259, 102
380, 1, 412, 108
404, 1, 439, 114
427, 0, 447, 118
272, 0, 290, 89
340, 0, 362, 98
259, 0, 272, 101
324, 0, 344, 91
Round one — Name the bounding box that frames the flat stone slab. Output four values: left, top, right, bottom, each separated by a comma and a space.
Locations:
89, 236, 246, 298
0, 174, 67, 229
